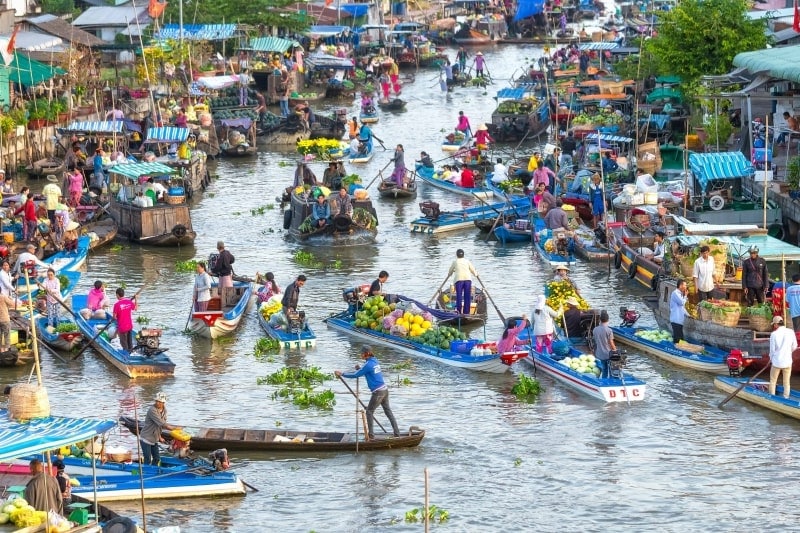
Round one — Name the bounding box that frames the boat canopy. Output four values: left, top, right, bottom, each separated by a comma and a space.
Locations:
585, 132, 633, 143
109, 162, 177, 179
245, 36, 300, 53
638, 113, 670, 130
64, 120, 124, 134
578, 42, 620, 50
10, 52, 66, 86
513, 0, 544, 21
0, 409, 115, 461
194, 75, 239, 90
495, 87, 529, 99
305, 53, 355, 70
689, 152, 754, 191
157, 23, 238, 41
220, 118, 252, 129
671, 231, 800, 262
305, 25, 349, 39
733, 44, 800, 84
144, 126, 190, 143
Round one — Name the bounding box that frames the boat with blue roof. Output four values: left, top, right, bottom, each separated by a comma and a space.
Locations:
415, 163, 494, 199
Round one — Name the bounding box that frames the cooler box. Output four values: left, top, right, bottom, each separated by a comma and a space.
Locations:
752, 148, 772, 163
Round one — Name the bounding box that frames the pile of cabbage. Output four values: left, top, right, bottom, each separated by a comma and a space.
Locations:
560, 354, 601, 377
634, 329, 673, 343
0, 498, 71, 530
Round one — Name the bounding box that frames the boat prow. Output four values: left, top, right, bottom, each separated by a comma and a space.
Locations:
188, 281, 253, 339
714, 376, 800, 420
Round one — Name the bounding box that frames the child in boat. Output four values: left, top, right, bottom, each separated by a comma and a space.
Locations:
257, 272, 281, 304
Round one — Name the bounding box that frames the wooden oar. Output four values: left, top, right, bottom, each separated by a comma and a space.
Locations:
338, 375, 387, 433
365, 159, 393, 189
475, 274, 505, 323
485, 210, 504, 243
718, 364, 771, 408
427, 274, 451, 306
72, 285, 145, 360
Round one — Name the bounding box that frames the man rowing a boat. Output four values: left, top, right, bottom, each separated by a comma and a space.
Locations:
445, 249, 477, 315
335, 345, 401, 439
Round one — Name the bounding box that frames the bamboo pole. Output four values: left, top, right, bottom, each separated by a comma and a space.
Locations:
424, 467, 430, 533
763, 114, 769, 231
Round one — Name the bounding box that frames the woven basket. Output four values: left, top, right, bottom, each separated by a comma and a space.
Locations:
165, 195, 185, 205
710, 309, 741, 327
698, 305, 711, 321
679, 256, 695, 278
748, 314, 772, 332
8, 383, 50, 420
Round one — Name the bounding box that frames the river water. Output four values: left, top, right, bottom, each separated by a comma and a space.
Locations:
10, 44, 800, 532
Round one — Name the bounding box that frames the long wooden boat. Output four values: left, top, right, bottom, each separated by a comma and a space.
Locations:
71, 294, 176, 378
219, 118, 258, 157
521, 345, 646, 402
415, 164, 493, 199
35, 315, 83, 352
188, 280, 253, 339
611, 326, 730, 373
43, 235, 91, 272
410, 196, 531, 234
256, 307, 316, 350
714, 376, 800, 420
428, 287, 488, 326
108, 162, 196, 247
489, 92, 550, 142
572, 225, 613, 261
26, 157, 64, 179
377, 99, 407, 111
442, 131, 469, 152
326, 307, 512, 373
283, 187, 379, 246
80, 217, 118, 251
120, 416, 424, 452
453, 29, 493, 45
377, 176, 418, 199
607, 221, 662, 291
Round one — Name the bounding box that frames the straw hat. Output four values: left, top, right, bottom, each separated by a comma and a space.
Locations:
565, 297, 580, 307
554, 266, 570, 273
65, 221, 80, 232
476, 51, 483, 56
477, 123, 488, 131
46, 175, 59, 183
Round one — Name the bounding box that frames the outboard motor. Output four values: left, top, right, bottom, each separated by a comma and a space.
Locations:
419, 201, 441, 220
619, 306, 641, 327
132, 328, 165, 357
608, 349, 628, 378
727, 349, 745, 377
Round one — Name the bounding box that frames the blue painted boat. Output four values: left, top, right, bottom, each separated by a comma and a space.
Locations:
410, 196, 531, 234
325, 307, 514, 373
17, 270, 81, 305
494, 219, 534, 244
612, 326, 730, 373
714, 376, 800, 420
415, 163, 494, 199
35, 315, 83, 352
520, 345, 646, 402
347, 141, 375, 164
43, 235, 91, 272
533, 219, 576, 267
256, 301, 316, 351
71, 294, 176, 378
359, 110, 379, 124
188, 280, 253, 339
441, 130, 469, 152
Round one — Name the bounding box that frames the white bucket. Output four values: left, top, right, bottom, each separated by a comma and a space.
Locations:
644, 192, 659, 205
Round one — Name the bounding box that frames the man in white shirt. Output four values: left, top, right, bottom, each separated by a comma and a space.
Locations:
0, 261, 15, 297
490, 158, 508, 184
768, 316, 797, 399
692, 245, 715, 300
13, 244, 49, 278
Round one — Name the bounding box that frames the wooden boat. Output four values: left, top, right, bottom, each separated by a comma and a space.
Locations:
453, 28, 493, 45
80, 217, 118, 251
572, 225, 613, 261
188, 280, 253, 339
283, 187, 379, 246
377, 173, 418, 199
611, 326, 730, 373
142, 126, 211, 198
42, 235, 91, 272
220, 118, 258, 157
521, 345, 646, 402
714, 377, 800, 420
35, 315, 83, 352
415, 163, 493, 199
606, 217, 664, 291
429, 287, 488, 326
410, 196, 531, 234
441, 130, 469, 152
26, 157, 64, 179
347, 142, 375, 164
71, 294, 176, 378
489, 89, 551, 142
326, 306, 512, 373
533, 220, 576, 267
108, 162, 196, 247
377, 99, 407, 111
256, 307, 316, 351
120, 415, 423, 452
495, 219, 534, 244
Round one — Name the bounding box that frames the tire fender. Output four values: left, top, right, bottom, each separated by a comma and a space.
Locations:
613, 250, 622, 269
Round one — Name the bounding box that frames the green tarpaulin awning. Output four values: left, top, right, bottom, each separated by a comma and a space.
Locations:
246, 36, 299, 53
109, 162, 177, 179
9, 52, 66, 87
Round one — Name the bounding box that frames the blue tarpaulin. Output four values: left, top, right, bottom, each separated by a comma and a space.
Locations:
340, 4, 370, 17
514, 0, 545, 21
65, 121, 124, 133
496, 87, 527, 99
585, 133, 634, 143
689, 152, 754, 191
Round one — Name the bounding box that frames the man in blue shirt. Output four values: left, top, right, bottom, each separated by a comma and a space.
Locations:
669, 279, 689, 343
335, 345, 401, 438
785, 273, 800, 331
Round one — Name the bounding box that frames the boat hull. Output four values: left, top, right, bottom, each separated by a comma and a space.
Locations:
188, 281, 253, 339
256, 309, 317, 350
714, 377, 800, 420
35, 316, 83, 352
378, 180, 418, 199
326, 310, 509, 372
44, 235, 91, 272
521, 347, 646, 402
410, 196, 531, 234
612, 327, 730, 373
415, 165, 493, 198
71, 472, 246, 501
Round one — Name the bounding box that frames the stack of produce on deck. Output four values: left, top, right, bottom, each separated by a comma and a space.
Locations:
0, 498, 71, 531
259, 297, 283, 318
634, 329, 673, 342
560, 354, 601, 377
544, 281, 589, 316
353, 296, 468, 348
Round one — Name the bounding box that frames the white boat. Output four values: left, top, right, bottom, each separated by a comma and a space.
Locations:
188, 280, 253, 339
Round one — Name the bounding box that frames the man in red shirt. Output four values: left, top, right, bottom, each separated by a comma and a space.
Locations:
456, 167, 475, 188
14, 191, 37, 241
112, 287, 138, 353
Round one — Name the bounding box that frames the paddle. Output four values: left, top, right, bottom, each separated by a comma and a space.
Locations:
337, 375, 387, 433
475, 274, 505, 323
365, 159, 394, 190
372, 133, 386, 151
718, 364, 771, 408
72, 285, 145, 360
428, 274, 451, 306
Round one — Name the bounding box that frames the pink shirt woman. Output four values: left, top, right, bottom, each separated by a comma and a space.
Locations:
496, 316, 529, 354
68, 170, 83, 206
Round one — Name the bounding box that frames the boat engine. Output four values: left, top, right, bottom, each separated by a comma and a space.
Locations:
132, 328, 165, 357
727, 349, 745, 377
209, 448, 230, 471
619, 306, 641, 327
608, 349, 628, 378
419, 201, 440, 220
342, 285, 370, 305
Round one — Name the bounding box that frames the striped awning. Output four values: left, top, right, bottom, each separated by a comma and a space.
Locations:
578, 42, 620, 50
157, 23, 238, 41
247, 36, 298, 53
144, 127, 190, 143
689, 152, 754, 191
496, 87, 528, 99
65, 121, 124, 133
109, 162, 177, 179
585, 133, 633, 143
0, 409, 115, 461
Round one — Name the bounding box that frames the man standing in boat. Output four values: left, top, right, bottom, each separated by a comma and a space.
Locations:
669, 279, 689, 344
282, 274, 306, 314
742, 245, 768, 306
445, 249, 478, 315
768, 316, 796, 399
692, 245, 716, 301
211, 241, 235, 306
335, 345, 401, 439
592, 310, 616, 379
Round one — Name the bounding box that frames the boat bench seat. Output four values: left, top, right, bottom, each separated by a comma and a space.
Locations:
207, 298, 222, 311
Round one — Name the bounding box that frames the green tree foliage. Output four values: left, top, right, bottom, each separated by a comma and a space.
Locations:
611, 39, 660, 81
645, 0, 768, 84
160, 0, 310, 32
40, 0, 74, 15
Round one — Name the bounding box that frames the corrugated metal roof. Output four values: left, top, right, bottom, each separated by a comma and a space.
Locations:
672, 231, 800, 262
73, 6, 150, 27
585, 133, 633, 143
11, 31, 63, 52
109, 162, 176, 179
689, 152, 754, 191
578, 42, 619, 50
157, 24, 238, 41
66, 121, 124, 133
496, 87, 528, 99
733, 44, 800, 84
26, 15, 105, 47
770, 27, 800, 44
144, 127, 190, 143
246, 36, 298, 53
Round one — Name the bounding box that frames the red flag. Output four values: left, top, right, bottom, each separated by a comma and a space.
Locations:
7, 24, 18, 55
794, 0, 800, 33
148, 0, 167, 18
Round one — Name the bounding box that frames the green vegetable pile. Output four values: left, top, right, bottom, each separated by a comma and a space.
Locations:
55, 322, 78, 333
496, 100, 534, 114
511, 374, 542, 402
256, 366, 336, 410
175, 259, 199, 273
